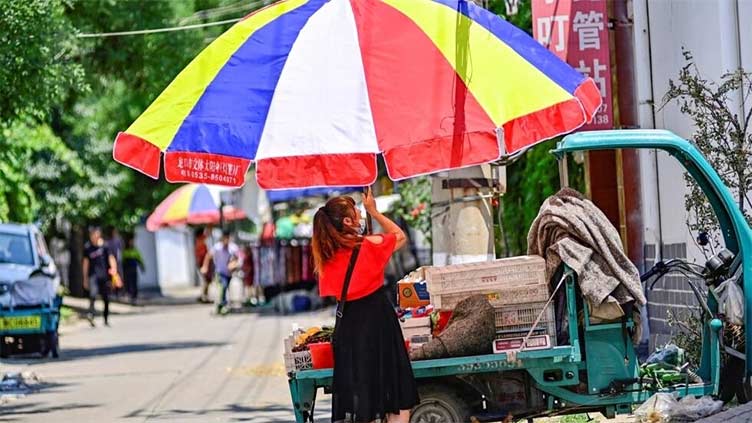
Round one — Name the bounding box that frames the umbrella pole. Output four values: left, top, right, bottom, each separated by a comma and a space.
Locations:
365, 186, 374, 235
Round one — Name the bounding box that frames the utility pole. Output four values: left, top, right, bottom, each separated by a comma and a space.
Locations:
431, 165, 498, 265
612, 0, 644, 270
431, 0, 499, 266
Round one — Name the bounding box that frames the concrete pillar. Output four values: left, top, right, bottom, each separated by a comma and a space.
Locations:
431, 165, 496, 266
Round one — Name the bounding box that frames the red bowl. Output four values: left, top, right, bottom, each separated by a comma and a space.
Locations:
308, 342, 334, 369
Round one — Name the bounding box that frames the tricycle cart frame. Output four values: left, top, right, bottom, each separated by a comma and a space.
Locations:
287, 130, 752, 422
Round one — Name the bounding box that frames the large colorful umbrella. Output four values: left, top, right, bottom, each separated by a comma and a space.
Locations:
266, 187, 359, 203
114, 0, 600, 189
146, 184, 246, 231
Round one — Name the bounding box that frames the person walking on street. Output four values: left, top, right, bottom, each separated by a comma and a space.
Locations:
201, 230, 239, 314
195, 228, 213, 303
241, 244, 259, 306
122, 235, 144, 305
83, 227, 119, 327
105, 227, 124, 297
313, 192, 418, 423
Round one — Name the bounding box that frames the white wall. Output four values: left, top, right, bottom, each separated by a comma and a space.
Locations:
634, 0, 752, 348
634, 0, 752, 261
155, 227, 195, 289
134, 226, 158, 289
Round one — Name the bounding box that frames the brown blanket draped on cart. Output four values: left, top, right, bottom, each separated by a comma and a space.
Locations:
527, 188, 646, 322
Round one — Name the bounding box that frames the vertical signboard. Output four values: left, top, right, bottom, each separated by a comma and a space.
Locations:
532, 0, 613, 130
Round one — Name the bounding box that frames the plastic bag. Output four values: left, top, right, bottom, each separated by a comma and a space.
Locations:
645, 344, 684, 367
671, 395, 723, 421
634, 393, 723, 422
716, 279, 744, 326
634, 393, 675, 423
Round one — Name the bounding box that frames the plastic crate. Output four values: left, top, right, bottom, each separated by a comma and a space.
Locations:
426, 256, 548, 309
284, 350, 313, 373
494, 302, 556, 345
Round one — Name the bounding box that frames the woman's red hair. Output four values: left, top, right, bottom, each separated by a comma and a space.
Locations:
312, 196, 361, 275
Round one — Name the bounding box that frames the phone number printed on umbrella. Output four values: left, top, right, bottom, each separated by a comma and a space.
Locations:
178, 169, 237, 185
177, 157, 241, 176
177, 157, 242, 185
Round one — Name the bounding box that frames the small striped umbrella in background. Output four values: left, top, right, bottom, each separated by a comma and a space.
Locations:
146, 184, 246, 231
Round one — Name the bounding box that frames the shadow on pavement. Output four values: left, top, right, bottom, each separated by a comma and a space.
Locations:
124, 403, 332, 422
2, 341, 226, 363
0, 401, 99, 421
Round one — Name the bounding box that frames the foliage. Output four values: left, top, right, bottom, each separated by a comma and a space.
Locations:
0, 119, 83, 224
488, 0, 532, 32
391, 177, 432, 242
663, 50, 752, 252
497, 140, 585, 256
666, 308, 703, 368
482, 0, 578, 257
0, 0, 275, 231
0, 0, 85, 123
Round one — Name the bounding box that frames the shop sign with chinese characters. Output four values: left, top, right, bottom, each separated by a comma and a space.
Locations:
532, 0, 613, 130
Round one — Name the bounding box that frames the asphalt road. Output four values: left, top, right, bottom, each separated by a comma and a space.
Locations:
0, 293, 334, 422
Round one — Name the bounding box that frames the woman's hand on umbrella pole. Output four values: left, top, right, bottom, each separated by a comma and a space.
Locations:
363, 189, 378, 215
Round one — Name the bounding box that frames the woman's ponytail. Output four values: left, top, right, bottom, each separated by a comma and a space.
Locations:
311, 196, 360, 275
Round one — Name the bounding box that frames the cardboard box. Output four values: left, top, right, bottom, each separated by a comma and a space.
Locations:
398, 281, 430, 309
400, 316, 432, 340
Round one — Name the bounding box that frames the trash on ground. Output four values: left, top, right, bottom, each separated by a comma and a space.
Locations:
0, 372, 42, 403
634, 393, 723, 422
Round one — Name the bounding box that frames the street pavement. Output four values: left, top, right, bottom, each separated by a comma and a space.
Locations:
0, 285, 334, 422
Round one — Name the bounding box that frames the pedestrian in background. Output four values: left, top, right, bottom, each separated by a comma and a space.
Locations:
83, 227, 119, 327
105, 226, 124, 297
313, 192, 418, 423
122, 234, 144, 305
201, 230, 239, 314
241, 244, 259, 306
195, 228, 213, 303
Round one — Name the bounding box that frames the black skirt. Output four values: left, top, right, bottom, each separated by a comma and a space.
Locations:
332, 288, 419, 422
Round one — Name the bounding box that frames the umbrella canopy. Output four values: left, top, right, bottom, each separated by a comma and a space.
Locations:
114, 0, 600, 190
146, 184, 246, 231
266, 187, 359, 203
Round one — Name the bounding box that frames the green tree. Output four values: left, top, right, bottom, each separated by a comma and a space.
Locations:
0, 0, 85, 123
391, 177, 432, 242
52, 0, 255, 230
0, 0, 85, 223
663, 50, 752, 253
488, 0, 532, 32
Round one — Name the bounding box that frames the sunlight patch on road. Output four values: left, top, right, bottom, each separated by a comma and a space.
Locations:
226, 363, 287, 377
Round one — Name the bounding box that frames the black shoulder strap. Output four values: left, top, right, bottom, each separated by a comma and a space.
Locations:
335, 244, 361, 320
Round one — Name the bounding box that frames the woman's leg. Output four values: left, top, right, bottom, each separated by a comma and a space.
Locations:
386, 410, 410, 423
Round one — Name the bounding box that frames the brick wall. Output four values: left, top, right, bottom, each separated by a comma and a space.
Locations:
644, 242, 705, 350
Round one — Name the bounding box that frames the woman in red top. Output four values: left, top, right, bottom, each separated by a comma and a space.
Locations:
313, 192, 419, 423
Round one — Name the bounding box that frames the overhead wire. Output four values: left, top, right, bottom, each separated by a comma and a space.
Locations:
76, 17, 244, 38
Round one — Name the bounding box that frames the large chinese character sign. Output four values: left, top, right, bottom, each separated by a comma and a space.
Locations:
533, 0, 613, 130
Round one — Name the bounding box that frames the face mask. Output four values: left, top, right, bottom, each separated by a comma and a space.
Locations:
350, 218, 366, 234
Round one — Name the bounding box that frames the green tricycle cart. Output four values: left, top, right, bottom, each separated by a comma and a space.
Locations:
287, 130, 752, 422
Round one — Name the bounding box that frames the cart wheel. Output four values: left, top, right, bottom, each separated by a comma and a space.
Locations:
411, 385, 470, 423
737, 372, 752, 404
720, 356, 743, 403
